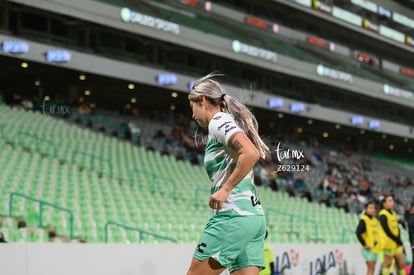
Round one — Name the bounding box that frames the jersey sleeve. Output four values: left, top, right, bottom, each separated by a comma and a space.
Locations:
355, 219, 367, 246
209, 113, 243, 145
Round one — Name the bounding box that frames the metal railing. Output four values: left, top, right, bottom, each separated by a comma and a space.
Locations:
104, 220, 178, 243
71, 149, 113, 179
9, 192, 74, 240
17, 131, 57, 157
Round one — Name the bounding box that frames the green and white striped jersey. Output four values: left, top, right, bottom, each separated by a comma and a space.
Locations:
205, 112, 264, 216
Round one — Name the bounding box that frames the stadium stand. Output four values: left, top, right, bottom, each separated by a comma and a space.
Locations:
0, 99, 412, 246
4, 0, 414, 127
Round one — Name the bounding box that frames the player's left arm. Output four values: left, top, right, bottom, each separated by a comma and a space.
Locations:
379, 215, 402, 245
223, 132, 260, 191
210, 132, 260, 209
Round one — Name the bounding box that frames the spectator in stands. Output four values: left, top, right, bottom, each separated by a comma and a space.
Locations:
76, 101, 91, 115
379, 195, 406, 275
128, 121, 142, 145
267, 167, 278, 192
189, 149, 200, 165
373, 192, 382, 211
120, 103, 139, 117
403, 177, 413, 188
318, 175, 339, 207
253, 166, 264, 187
360, 156, 372, 171
355, 201, 380, 275
119, 120, 132, 140
293, 174, 306, 190
336, 186, 350, 213
174, 148, 185, 161
4, 92, 22, 107
358, 175, 374, 201
160, 144, 170, 156
310, 149, 324, 166
186, 73, 269, 275
153, 128, 170, 141
293, 174, 312, 202
347, 186, 363, 213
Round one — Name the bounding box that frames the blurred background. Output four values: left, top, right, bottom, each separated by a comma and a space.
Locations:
0, 0, 414, 246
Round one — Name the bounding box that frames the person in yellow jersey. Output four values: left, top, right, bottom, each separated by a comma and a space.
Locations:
379, 195, 405, 275
259, 230, 274, 275
355, 201, 380, 275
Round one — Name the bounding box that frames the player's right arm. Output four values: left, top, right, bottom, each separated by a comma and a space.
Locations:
355, 219, 367, 247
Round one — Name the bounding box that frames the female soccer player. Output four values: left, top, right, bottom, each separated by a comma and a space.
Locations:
379, 195, 405, 275
355, 201, 380, 275
186, 73, 269, 275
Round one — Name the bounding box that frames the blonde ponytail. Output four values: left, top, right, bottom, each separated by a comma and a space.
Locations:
189, 73, 269, 158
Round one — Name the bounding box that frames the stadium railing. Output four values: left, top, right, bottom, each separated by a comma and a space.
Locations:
8, 192, 74, 240
17, 131, 57, 158
71, 149, 113, 179
104, 220, 178, 243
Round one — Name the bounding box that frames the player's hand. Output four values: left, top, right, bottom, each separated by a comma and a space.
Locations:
209, 187, 231, 209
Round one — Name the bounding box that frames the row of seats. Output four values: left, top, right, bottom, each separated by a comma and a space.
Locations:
0, 104, 209, 243
0, 104, 410, 244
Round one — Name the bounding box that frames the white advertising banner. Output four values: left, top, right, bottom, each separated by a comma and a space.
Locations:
269, 244, 365, 275
0, 243, 411, 275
